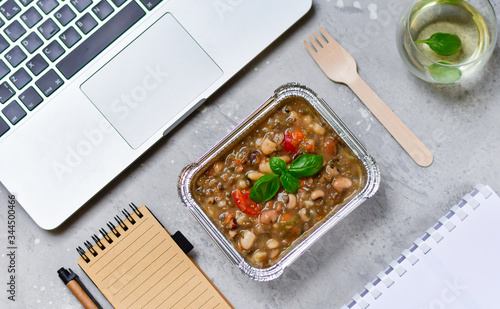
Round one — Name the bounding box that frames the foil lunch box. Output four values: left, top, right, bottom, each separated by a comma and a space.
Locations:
178, 83, 380, 281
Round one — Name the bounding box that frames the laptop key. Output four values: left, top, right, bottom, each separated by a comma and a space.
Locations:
59, 26, 81, 48
54, 5, 76, 26
2, 101, 26, 125
4, 20, 26, 42
19, 86, 43, 110
37, 0, 59, 15
26, 54, 48, 76
92, 0, 114, 21
38, 18, 60, 40
35, 69, 64, 97
0, 35, 9, 53
57, 1, 145, 79
139, 0, 162, 11
0, 117, 9, 137
20, 7, 43, 28
21, 32, 43, 53
111, 0, 127, 7
43, 40, 65, 62
0, 18, 4, 28
19, 0, 36, 7
10, 68, 32, 90
76, 13, 98, 34
0, 0, 21, 21
5, 46, 27, 67
0, 60, 10, 79
70, 0, 93, 13
0, 82, 15, 103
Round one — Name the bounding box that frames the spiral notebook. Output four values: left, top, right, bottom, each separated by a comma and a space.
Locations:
76, 204, 233, 309
342, 184, 500, 309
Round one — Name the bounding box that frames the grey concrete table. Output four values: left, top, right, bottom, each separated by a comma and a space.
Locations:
2, 0, 499, 308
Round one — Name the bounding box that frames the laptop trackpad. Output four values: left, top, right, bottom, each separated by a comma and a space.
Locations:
81, 13, 222, 149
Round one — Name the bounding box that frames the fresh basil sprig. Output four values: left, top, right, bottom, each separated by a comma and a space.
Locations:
415, 33, 462, 56
249, 154, 324, 203
270, 157, 287, 174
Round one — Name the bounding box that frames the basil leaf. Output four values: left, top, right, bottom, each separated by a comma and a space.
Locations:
280, 171, 300, 194
270, 157, 287, 175
289, 154, 324, 178
415, 33, 461, 56
249, 174, 280, 203
427, 62, 462, 84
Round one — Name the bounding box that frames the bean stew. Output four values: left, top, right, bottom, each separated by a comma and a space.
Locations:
193, 96, 367, 268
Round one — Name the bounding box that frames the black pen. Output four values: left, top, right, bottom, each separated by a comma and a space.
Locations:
58, 267, 103, 309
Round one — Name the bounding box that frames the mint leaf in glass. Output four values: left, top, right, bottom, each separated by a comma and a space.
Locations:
415, 33, 462, 56
427, 61, 462, 83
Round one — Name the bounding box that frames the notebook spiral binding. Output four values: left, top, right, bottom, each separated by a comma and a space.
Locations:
342, 184, 493, 309
76, 203, 144, 263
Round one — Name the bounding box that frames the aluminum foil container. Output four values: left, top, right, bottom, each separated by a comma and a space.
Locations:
178, 83, 380, 281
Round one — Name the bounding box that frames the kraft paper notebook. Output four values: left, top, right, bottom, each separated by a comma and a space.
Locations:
76, 204, 233, 309
342, 184, 500, 309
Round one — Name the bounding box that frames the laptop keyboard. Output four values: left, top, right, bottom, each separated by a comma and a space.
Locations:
0, 0, 163, 139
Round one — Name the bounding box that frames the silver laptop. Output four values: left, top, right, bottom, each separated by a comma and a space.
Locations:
0, 0, 311, 229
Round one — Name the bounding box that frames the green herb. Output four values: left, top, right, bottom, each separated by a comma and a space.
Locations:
288, 154, 324, 177
249, 174, 280, 203
415, 33, 462, 56
427, 61, 462, 83
270, 157, 287, 174
280, 171, 301, 194
249, 154, 324, 202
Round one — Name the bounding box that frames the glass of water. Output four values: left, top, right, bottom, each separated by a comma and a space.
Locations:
397, 0, 497, 84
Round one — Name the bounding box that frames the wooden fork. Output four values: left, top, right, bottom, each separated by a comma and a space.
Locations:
304, 27, 433, 167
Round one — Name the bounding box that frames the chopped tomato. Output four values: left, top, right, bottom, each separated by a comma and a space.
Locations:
232, 190, 261, 217
284, 130, 304, 153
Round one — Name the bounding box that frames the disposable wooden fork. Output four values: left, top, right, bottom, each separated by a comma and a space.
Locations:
304, 27, 433, 167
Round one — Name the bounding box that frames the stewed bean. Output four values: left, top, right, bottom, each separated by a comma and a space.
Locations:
260, 210, 278, 224
310, 190, 325, 200
240, 231, 256, 250
261, 137, 278, 155
286, 194, 297, 209
333, 177, 353, 191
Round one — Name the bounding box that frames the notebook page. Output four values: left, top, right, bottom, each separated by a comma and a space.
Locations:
78, 205, 232, 309
346, 185, 500, 309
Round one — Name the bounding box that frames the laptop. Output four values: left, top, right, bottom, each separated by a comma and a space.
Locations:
0, 0, 312, 229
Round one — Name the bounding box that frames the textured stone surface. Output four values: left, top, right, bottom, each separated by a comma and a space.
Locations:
1, 0, 499, 308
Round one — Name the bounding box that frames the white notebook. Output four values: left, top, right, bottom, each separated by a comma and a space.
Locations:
342, 184, 500, 309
